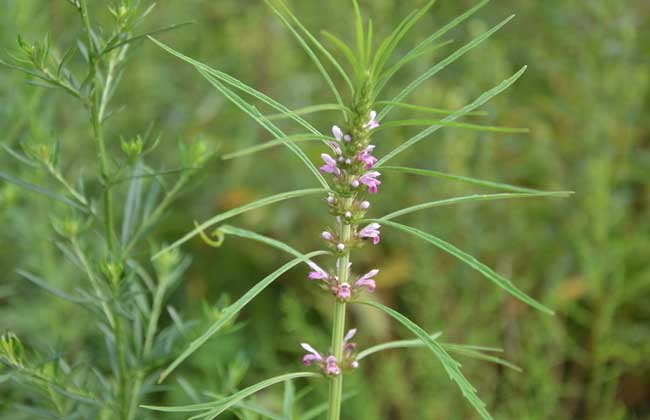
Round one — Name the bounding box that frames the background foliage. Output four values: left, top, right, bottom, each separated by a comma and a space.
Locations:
1, 0, 649, 419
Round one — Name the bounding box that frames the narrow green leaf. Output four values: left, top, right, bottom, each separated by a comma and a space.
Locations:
443, 344, 522, 372
148, 372, 320, 414
381, 166, 549, 193
0, 171, 88, 212
374, 118, 529, 134
149, 37, 323, 138
351, 0, 365, 69
16, 269, 86, 304
379, 13, 514, 120
371, 219, 554, 314
152, 188, 326, 261
102, 21, 194, 54
375, 100, 485, 117
357, 300, 493, 420
376, 66, 527, 167
222, 134, 331, 160
321, 31, 360, 78
264, 0, 347, 113
195, 68, 329, 188
376, 0, 490, 92
264, 104, 350, 120
380, 192, 572, 220
373, 0, 437, 77
157, 251, 327, 382
271, 0, 354, 93
357, 332, 443, 360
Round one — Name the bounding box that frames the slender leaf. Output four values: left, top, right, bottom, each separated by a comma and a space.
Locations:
357, 332, 443, 360
148, 372, 320, 414
376, 66, 527, 167
358, 300, 493, 420
16, 269, 86, 304
264, 0, 347, 113
376, 0, 490, 92
264, 104, 350, 120
321, 31, 359, 77
152, 188, 326, 260
376, 100, 486, 117
370, 219, 554, 314
0, 171, 87, 212
158, 251, 327, 382
102, 21, 194, 54
381, 166, 548, 193
380, 191, 572, 220
379, 14, 514, 120
374, 118, 529, 134
271, 0, 354, 92
222, 134, 331, 160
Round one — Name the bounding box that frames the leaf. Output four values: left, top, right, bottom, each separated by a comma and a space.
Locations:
356, 332, 443, 360
222, 134, 330, 160
371, 219, 554, 314
378, 13, 514, 120
443, 343, 521, 372
152, 188, 326, 260
264, 104, 350, 121
375, 100, 486, 117
321, 31, 359, 78
372, 0, 437, 77
374, 118, 529, 134
196, 68, 328, 188
146, 372, 320, 414
376, 66, 527, 167
157, 251, 327, 382
102, 21, 194, 54
270, 0, 354, 93
351, 0, 365, 70
264, 0, 347, 112
381, 166, 549, 193
380, 191, 572, 220
357, 300, 493, 420
0, 171, 88, 212
376, 0, 490, 93
16, 269, 86, 304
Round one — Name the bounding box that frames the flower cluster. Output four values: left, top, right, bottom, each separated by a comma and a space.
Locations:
309, 262, 378, 301
302, 110, 383, 373
301, 329, 359, 376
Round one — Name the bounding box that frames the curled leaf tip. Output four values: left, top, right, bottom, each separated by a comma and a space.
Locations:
194, 221, 225, 248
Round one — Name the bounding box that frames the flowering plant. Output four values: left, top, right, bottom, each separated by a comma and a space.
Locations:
137, 1, 572, 419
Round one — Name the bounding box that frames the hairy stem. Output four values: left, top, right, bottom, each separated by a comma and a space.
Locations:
327, 197, 353, 420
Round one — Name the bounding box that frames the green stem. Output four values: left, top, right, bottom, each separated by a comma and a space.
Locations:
327, 197, 353, 420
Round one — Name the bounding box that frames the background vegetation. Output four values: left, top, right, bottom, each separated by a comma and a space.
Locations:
1, 0, 648, 418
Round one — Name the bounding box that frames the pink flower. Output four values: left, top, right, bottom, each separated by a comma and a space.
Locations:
359, 223, 381, 245
355, 269, 378, 292
364, 110, 379, 130
357, 145, 377, 169
343, 328, 357, 351
320, 153, 340, 175
359, 171, 381, 194
328, 141, 342, 155
336, 282, 351, 300
301, 343, 323, 366
308, 262, 329, 281
332, 125, 343, 141
325, 356, 341, 375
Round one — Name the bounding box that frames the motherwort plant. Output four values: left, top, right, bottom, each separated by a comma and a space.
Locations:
142, 1, 571, 419
0, 1, 214, 419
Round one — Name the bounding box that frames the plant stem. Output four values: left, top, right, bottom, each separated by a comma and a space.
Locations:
327, 197, 353, 420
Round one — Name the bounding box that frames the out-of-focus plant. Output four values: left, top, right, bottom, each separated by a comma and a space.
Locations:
143, 1, 570, 418
0, 1, 219, 419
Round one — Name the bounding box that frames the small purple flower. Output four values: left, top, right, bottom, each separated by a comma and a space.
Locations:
336, 282, 351, 300
332, 125, 343, 141
321, 231, 333, 241
359, 200, 370, 210
320, 153, 340, 175
343, 328, 357, 351
355, 269, 378, 292
364, 110, 380, 130
328, 141, 342, 155
301, 343, 323, 366
325, 356, 341, 376
308, 262, 329, 281
357, 145, 377, 169
359, 171, 381, 194
359, 223, 381, 245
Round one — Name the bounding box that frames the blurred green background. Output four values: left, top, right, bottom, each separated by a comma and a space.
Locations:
1, 0, 649, 419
